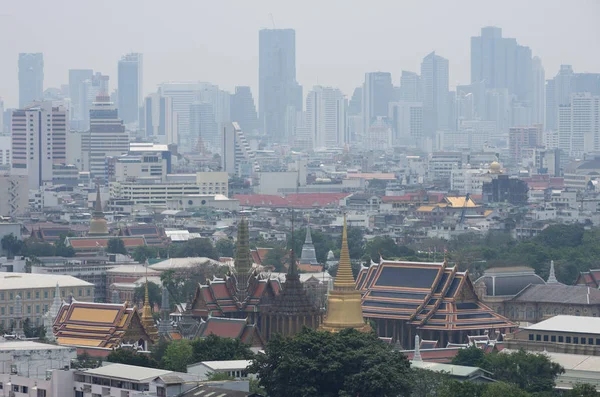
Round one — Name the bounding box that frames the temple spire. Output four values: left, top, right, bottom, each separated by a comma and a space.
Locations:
320, 214, 370, 333
233, 217, 253, 302
288, 211, 298, 277
305, 215, 313, 244
334, 215, 356, 289
413, 335, 422, 361
140, 277, 158, 341
547, 260, 559, 284
88, 184, 109, 236
93, 184, 104, 216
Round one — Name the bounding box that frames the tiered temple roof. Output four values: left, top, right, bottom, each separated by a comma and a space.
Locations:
356, 259, 514, 332
53, 301, 153, 356
191, 218, 281, 318
196, 317, 264, 348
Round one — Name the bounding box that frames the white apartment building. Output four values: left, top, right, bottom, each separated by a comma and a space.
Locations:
450, 166, 493, 195
221, 122, 258, 177
110, 172, 228, 207
558, 93, 600, 158
306, 86, 346, 149
11, 102, 68, 189
428, 152, 462, 183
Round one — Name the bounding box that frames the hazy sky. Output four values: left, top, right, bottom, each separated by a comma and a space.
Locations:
1, 0, 598, 108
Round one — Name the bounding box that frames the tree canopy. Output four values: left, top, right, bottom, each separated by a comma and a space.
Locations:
133, 281, 162, 308
107, 238, 128, 255
215, 238, 235, 258
249, 328, 412, 397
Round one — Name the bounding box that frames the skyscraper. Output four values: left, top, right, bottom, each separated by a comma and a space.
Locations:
144, 93, 176, 145
11, 102, 68, 189
421, 52, 449, 137
399, 71, 422, 102
305, 86, 346, 149
117, 53, 143, 125
18, 53, 44, 108
68, 69, 93, 121
362, 72, 393, 133
558, 93, 600, 158
0, 98, 4, 133
231, 86, 259, 133
532, 57, 545, 126
222, 122, 258, 177
82, 95, 129, 181
470, 27, 532, 100
258, 28, 301, 142
190, 101, 218, 150
388, 101, 423, 145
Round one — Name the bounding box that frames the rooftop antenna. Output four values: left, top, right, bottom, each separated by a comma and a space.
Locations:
269, 13, 276, 29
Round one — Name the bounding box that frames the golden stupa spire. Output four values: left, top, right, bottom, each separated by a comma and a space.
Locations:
320, 214, 371, 333
140, 275, 158, 341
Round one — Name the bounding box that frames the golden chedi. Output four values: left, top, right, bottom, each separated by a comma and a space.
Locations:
320, 215, 371, 333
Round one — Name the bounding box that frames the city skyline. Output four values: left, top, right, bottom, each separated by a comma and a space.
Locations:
0, 0, 598, 108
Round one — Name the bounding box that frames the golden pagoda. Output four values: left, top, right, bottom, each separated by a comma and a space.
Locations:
320, 215, 371, 333
88, 185, 109, 236
140, 280, 159, 342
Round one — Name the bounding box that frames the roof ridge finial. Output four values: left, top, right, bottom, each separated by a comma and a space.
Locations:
288, 210, 298, 277
547, 260, 559, 284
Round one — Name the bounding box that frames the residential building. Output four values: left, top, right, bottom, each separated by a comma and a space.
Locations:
558, 93, 600, 158
306, 86, 346, 149
532, 56, 545, 126
144, 93, 176, 144
222, 122, 258, 177
259, 28, 301, 142
231, 86, 259, 134
428, 151, 462, 183
18, 53, 44, 108
388, 101, 423, 145
0, 273, 93, 330
421, 52, 449, 137
11, 102, 68, 189
68, 69, 93, 122
450, 166, 493, 195
82, 95, 129, 181
117, 53, 143, 125
0, 174, 29, 216
363, 72, 393, 133
509, 125, 543, 164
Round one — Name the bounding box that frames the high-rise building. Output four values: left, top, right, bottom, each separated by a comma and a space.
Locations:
259, 28, 301, 142
190, 102, 218, 150
532, 57, 545, 126
348, 87, 362, 116
305, 86, 346, 149
362, 72, 393, 133
558, 93, 600, 158
68, 69, 93, 121
421, 52, 449, 137
0, 98, 4, 133
230, 86, 259, 133
18, 53, 44, 108
509, 125, 543, 164
82, 95, 129, 181
76, 73, 110, 131
388, 101, 423, 145
399, 71, 421, 102
222, 122, 258, 177
158, 82, 202, 142
470, 26, 532, 100
11, 102, 68, 189
117, 53, 143, 125
144, 94, 176, 145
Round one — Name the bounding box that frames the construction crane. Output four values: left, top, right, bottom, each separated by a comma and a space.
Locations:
459, 193, 471, 225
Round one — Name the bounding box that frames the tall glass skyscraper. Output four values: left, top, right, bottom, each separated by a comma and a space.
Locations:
18, 53, 44, 108
258, 28, 301, 143
421, 52, 449, 137
118, 53, 143, 126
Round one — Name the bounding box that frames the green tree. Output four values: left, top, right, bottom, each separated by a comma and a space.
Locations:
451, 345, 485, 367
107, 238, 128, 255
1, 233, 22, 259
71, 352, 101, 369
132, 246, 158, 263
411, 368, 450, 397
55, 234, 76, 257
191, 334, 254, 363
262, 247, 287, 271
347, 226, 365, 259
133, 282, 162, 308
483, 382, 531, 397
107, 349, 159, 368
173, 238, 218, 259
215, 238, 235, 258
435, 379, 486, 397
249, 328, 412, 397
569, 384, 600, 397
482, 350, 564, 393
364, 236, 415, 262
162, 340, 194, 372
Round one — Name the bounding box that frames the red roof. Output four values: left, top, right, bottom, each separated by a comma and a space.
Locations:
200, 318, 246, 339
67, 237, 146, 249
235, 193, 348, 209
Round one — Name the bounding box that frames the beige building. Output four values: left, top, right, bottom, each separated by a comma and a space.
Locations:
0, 273, 94, 329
